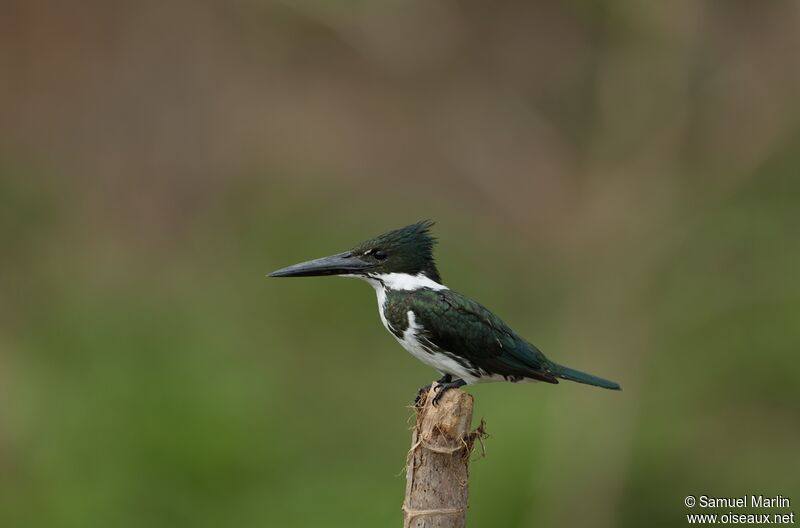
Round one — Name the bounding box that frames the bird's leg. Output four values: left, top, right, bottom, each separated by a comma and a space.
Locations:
415, 374, 452, 405
432, 378, 467, 406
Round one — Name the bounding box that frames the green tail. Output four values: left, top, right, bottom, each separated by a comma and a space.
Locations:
555, 365, 621, 390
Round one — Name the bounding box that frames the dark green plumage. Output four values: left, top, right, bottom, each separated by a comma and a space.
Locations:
384, 288, 592, 385
350, 220, 441, 282
268, 220, 622, 395
384, 287, 558, 382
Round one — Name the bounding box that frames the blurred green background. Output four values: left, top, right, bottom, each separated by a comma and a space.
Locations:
1, 1, 799, 527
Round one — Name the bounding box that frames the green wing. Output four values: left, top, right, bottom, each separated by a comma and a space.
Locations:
409, 289, 559, 383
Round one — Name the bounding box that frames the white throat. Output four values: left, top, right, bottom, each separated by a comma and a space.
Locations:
367, 272, 448, 291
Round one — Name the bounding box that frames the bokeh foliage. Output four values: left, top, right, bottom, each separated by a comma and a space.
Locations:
1, 1, 799, 527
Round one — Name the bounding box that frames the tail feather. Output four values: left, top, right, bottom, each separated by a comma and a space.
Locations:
555, 365, 621, 390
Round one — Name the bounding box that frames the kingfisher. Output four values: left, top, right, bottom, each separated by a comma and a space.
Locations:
268, 221, 621, 404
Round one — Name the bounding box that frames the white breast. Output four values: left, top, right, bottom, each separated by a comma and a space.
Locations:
359, 273, 480, 383
397, 310, 481, 384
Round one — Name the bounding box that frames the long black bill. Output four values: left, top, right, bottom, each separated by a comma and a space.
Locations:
267, 251, 372, 278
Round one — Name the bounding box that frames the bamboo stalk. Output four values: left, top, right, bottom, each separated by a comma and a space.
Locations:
403, 384, 483, 528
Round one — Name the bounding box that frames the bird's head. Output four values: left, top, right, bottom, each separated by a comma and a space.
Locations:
268, 220, 441, 283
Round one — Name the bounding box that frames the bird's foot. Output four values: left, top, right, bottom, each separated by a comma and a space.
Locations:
432, 378, 466, 406
415, 374, 452, 406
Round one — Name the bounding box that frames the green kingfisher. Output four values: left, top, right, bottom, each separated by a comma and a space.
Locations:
268, 221, 621, 404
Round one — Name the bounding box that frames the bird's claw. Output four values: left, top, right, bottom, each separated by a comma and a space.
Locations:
414, 375, 458, 407
431, 379, 467, 406
431, 385, 450, 406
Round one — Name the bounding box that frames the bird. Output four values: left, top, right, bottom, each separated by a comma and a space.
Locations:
268, 220, 621, 405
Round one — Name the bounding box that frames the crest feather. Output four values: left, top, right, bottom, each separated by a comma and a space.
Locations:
352, 220, 442, 283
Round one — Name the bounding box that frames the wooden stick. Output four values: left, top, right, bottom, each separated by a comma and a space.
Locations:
403, 384, 482, 528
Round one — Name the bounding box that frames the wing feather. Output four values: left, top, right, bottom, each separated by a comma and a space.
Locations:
409, 289, 558, 383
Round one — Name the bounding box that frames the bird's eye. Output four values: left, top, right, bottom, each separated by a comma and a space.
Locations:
373, 249, 387, 260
